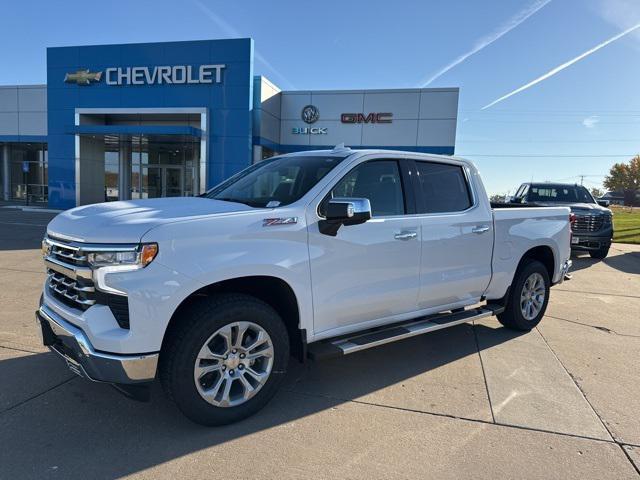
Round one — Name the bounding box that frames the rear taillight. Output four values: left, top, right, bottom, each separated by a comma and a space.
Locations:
569, 213, 576, 243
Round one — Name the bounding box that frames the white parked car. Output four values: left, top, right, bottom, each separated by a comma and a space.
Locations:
38, 147, 572, 425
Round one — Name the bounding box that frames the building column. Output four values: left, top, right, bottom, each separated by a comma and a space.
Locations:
2, 144, 9, 201
118, 139, 131, 200
252, 145, 263, 164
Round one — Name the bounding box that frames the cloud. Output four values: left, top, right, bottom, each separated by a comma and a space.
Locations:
481, 22, 640, 109
194, 0, 296, 89
597, 0, 640, 46
420, 0, 552, 86
582, 115, 600, 128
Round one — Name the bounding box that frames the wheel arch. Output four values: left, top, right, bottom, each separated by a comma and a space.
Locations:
162, 275, 306, 362
490, 244, 555, 308
518, 245, 555, 281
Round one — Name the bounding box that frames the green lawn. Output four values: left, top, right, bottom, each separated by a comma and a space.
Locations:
612, 207, 640, 244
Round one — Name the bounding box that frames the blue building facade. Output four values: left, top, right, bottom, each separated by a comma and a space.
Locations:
46, 38, 253, 209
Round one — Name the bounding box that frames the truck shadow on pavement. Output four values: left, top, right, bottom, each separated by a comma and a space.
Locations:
0, 323, 523, 479
570, 251, 640, 275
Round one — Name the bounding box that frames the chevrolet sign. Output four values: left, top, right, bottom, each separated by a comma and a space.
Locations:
105, 65, 225, 85
64, 64, 226, 86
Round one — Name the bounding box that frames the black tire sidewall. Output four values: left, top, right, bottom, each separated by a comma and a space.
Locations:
589, 247, 609, 259
505, 260, 550, 330
165, 295, 290, 426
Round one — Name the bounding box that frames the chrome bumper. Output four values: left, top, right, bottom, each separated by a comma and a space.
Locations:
557, 259, 572, 284
37, 305, 158, 384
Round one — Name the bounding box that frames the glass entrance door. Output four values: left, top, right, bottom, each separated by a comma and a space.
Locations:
142, 165, 184, 198
165, 167, 183, 197
125, 135, 199, 200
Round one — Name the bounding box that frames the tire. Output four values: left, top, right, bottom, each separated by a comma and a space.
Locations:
160, 293, 290, 426
589, 246, 609, 259
497, 259, 550, 331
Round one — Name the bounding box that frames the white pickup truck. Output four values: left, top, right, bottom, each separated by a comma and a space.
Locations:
38, 147, 572, 425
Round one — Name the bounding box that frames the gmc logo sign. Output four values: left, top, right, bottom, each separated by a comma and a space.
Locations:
340, 113, 393, 124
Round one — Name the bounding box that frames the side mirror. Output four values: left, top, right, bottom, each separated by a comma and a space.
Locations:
319, 198, 372, 236
597, 200, 610, 208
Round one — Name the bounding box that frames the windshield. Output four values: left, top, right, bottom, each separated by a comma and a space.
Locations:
205, 155, 347, 207
527, 185, 595, 204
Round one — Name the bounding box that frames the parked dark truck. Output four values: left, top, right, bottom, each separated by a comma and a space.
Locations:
510, 183, 613, 258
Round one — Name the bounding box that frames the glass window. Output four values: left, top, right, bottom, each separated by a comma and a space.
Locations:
322, 160, 405, 217
527, 185, 595, 204
415, 161, 472, 213
206, 155, 347, 208
8, 143, 48, 203
104, 147, 120, 202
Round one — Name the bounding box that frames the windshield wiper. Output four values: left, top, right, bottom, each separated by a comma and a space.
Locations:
214, 197, 251, 206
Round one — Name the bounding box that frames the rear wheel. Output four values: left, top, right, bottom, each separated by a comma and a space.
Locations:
497, 259, 550, 331
160, 294, 289, 426
589, 246, 609, 259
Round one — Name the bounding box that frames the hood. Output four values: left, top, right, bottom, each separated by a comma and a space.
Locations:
567, 203, 611, 214
47, 197, 258, 244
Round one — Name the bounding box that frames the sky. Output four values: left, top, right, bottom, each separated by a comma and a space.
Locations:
1, 0, 639, 195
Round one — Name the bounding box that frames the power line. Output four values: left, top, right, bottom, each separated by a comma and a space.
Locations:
458, 154, 635, 158
459, 119, 640, 124
459, 139, 640, 143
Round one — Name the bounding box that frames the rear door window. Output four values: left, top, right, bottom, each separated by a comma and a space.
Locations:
414, 161, 472, 213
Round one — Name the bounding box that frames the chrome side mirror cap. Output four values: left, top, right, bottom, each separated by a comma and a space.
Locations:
320, 198, 372, 236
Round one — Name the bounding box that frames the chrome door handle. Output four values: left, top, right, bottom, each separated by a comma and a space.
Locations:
472, 225, 490, 234
394, 231, 417, 241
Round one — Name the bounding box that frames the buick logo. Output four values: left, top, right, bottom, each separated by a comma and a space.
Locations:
301, 105, 320, 124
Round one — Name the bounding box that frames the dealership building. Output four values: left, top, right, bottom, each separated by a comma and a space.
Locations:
0, 38, 459, 209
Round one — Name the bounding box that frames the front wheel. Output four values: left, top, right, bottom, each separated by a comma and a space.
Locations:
160, 294, 290, 426
497, 259, 550, 331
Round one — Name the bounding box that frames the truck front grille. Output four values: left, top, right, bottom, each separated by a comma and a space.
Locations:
50, 242, 89, 267
44, 236, 131, 329
572, 214, 609, 233
48, 272, 96, 310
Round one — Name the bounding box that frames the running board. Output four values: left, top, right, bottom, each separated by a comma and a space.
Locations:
308, 306, 498, 361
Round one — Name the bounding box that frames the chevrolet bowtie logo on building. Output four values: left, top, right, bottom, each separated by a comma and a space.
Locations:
64, 69, 103, 85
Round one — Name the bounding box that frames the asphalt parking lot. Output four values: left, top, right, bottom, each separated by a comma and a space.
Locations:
0, 207, 639, 479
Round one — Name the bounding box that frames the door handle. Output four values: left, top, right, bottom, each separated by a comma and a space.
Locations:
472, 225, 490, 234
394, 231, 418, 241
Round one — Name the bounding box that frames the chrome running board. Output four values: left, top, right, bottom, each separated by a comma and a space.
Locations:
308, 306, 501, 361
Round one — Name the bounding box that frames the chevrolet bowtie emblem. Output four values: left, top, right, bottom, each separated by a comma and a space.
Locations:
64, 69, 103, 85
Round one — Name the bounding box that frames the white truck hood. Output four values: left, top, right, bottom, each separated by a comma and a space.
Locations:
47, 197, 257, 244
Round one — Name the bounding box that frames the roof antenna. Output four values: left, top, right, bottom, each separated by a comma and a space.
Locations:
332, 143, 349, 152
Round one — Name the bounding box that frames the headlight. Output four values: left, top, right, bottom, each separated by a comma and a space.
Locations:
87, 243, 158, 268
41, 239, 52, 258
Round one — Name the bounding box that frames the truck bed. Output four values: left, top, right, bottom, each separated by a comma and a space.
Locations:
484, 205, 572, 301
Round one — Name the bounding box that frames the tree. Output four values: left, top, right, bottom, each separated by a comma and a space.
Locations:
590, 187, 604, 199
604, 156, 640, 191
